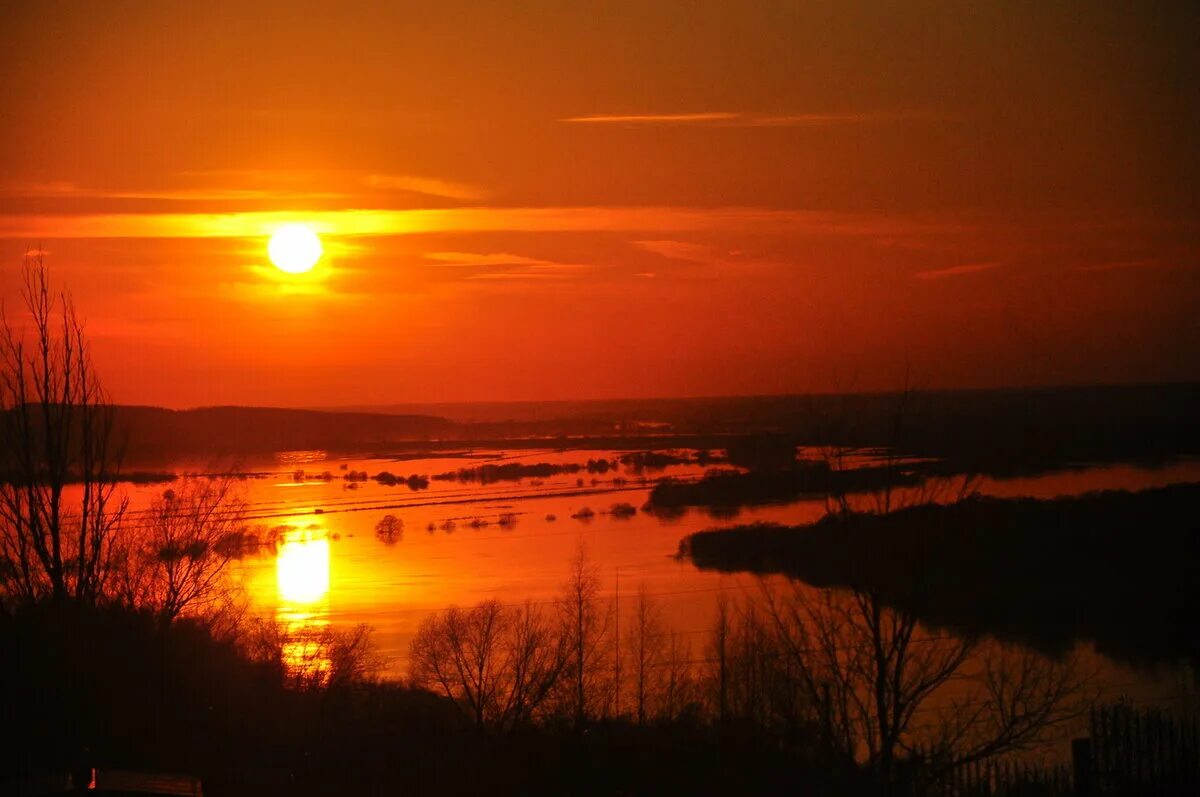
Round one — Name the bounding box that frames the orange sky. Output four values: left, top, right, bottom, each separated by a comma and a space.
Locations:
2, 1, 1197, 407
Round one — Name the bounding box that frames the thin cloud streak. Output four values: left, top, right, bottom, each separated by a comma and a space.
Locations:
632, 239, 714, 262
914, 262, 1001, 280
0, 207, 972, 241
0, 182, 346, 203
562, 112, 739, 124
2, 171, 486, 204
423, 251, 588, 277
425, 252, 563, 268
562, 110, 943, 126
363, 174, 485, 201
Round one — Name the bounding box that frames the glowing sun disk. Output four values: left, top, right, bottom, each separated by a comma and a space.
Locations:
268, 223, 323, 273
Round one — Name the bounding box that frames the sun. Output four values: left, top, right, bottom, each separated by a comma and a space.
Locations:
268, 223, 323, 274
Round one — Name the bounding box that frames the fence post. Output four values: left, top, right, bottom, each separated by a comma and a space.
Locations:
1072, 737, 1095, 797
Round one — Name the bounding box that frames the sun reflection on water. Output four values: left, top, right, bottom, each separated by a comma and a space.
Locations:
277, 533, 331, 604
275, 527, 332, 684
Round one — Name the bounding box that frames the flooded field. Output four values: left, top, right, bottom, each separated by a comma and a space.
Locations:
107, 449, 1200, 712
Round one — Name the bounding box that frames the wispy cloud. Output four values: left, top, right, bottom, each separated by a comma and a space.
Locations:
563, 112, 739, 124
0, 180, 342, 203
632, 239, 714, 262
363, 174, 485, 201
424, 252, 560, 268
1, 170, 486, 204
468, 272, 575, 281
0, 207, 971, 241
562, 111, 941, 127
914, 261, 1000, 281
423, 251, 588, 280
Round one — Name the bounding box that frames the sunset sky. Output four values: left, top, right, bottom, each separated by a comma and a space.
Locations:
2, 1, 1197, 407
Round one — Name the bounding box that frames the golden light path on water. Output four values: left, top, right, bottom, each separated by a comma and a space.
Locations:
277, 532, 330, 604
275, 526, 332, 682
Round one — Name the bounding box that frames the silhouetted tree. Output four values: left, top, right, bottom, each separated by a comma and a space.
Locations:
411, 599, 506, 727
710, 590, 732, 724
325, 623, 388, 689
244, 617, 385, 690
559, 544, 612, 726
409, 599, 568, 730
916, 640, 1088, 783
374, 513, 403, 543
755, 582, 1085, 794
498, 600, 570, 726
113, 476, 246, 624
660, 629, 699, 721
0, 257, 127, 607
627, 582, 664, 724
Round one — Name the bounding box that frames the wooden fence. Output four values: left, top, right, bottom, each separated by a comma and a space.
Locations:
1077, 703, 1199, 796
923, 703, 1198, 796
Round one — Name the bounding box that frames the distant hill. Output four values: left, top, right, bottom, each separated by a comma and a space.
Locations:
320, 383, 1200, 462
112, 405, 457, 463
87, 382, 1200, 470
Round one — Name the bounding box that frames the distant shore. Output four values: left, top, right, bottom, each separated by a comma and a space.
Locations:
681, 483, 1200, 666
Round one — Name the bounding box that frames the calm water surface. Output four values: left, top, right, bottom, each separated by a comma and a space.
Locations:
117, 451, 1200, 710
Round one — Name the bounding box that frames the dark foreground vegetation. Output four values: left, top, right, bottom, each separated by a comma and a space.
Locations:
683, 483, 1200, 666
0, 548, 1091, 797
0, 603, 831, 796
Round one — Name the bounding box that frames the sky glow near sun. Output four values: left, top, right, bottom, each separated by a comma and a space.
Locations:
0, 2, 1196, 406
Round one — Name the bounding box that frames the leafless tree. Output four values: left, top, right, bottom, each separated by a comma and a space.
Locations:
114, 476, 246, 624
755, 582, 1085, 793
325, 623, 388, 689
627, 581, 665, 724
712, 598, 806, 730
660, 630, 699, 721
710, 589, 732, 723
913, 640, 1088, 781
409, 598, 568, 730
0, 256, 127, 607
496, 600, 570, 727
411, 599, 507, 727
778, 380, 1080, 791
559, 543, 613, 726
